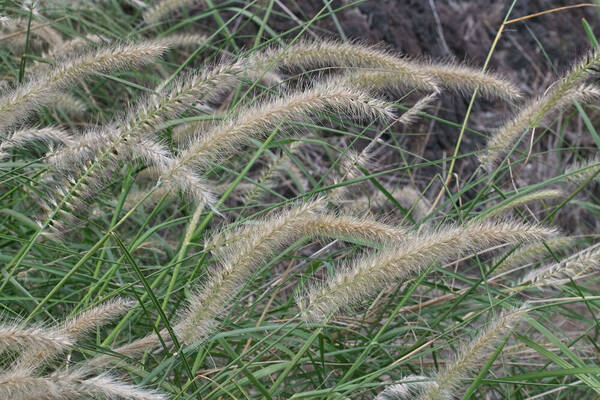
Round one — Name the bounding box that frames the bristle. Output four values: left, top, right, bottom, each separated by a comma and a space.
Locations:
564, 155, 600, 185
298, 220, 555, 322
15, 298, 133, 369
417, 306, 528, 400
492, 236, 575, 275
375, 376, 435, 400
143, 0, 203, 24
0, 126, 74, 160
0, 324, 72, 355
477, 189, 564, 220
0, 369, 166, 400
166, 79, 394, 176
521, 246, 600, 288
0, 40, 168, 131
416, 61, 521, 100
479, 80, 600, 172
253, 39, 438, 92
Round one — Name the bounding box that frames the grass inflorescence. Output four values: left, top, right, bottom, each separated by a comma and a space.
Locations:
1, 2, 600, 399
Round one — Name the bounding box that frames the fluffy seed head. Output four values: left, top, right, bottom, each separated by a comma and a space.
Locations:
521, 246, 600, 288
172, 80, 394, 171
477, 189, 564, 220
253, 39, 438, 92
143, 0, 203, 24
417, 306, 528, 400
492, 236, 575, 276
61, 298, 134, 339
298, 220, 555, 322
177, 199, 326, 344
208, 209, 407, 258
375, 376, 436, 400
564, 155, 600, 185
0, 324, 72, 355
15, 298, 133, 369
0, 126, 74, 160
0, 40, 168, 131
0, 369, 166, 400
416, 61, 521, 100
478, 80, 600, 172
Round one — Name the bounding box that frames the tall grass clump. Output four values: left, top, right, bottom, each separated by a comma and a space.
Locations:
2, 2, 600, 400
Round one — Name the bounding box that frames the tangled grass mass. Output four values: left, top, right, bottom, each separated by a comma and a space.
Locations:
2, 1, 600, 399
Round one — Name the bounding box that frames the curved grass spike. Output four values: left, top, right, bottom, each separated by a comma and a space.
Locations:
476, 189, 564, 220
0, 298, 130, 363
0, 369, 166, 400
416, 306, 528, 400
0, 16, 64, 53
374, 376, 435, 400
161, 79, 395, 198
143, 0, 204, 24
254, 39, 522, 100
0, 40, 171, 131
88, 201, 409, 365
41, 33, 207, 64
28, 33, 209, 116
15, 298, 133, 370
492, 235, 575, 276
0, 324, 73, 356
41, 61, 248, 228
298, 220, 555, 322
564, 155, 600, 185
0, 126, 74, 160
520, 245, 600, 288
416, 60, 521, 100
0, 299, 160, 400
478, 50, 600, 171
208, 208, 408, 258
252, 39, 438, 92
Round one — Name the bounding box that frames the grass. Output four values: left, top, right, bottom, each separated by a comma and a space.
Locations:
1, 0, 600, 399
